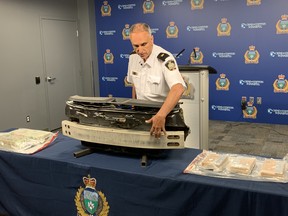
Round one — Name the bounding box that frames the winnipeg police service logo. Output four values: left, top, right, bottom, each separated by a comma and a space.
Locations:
216, 73, 230, 90
276, 14, 288, 34
103, 49, 114, 64
143, 0, 155, 14
75, 175, 109, 216
122, 24, 130, 40
166, 21, 178, 38
247, 0, 261, 6
190, 47, 203, 64
101, 1, 111, 17
244, 45, 260, 64
273, 74, 288, 93
217, 18, 231, 36
191, 0, 204, 10
243, 101, 257, 119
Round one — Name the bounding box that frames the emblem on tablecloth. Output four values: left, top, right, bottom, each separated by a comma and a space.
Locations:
75, 175, 109, 216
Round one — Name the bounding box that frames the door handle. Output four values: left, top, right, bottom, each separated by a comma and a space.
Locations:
46, 76, 56, 82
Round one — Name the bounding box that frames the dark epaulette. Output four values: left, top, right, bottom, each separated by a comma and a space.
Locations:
157, 52, 170, 61
130, 50, 137, 55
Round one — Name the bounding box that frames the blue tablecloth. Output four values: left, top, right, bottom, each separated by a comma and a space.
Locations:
1, 133, 288, 216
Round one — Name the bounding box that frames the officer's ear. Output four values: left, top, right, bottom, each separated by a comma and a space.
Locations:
151, 35, 154, 44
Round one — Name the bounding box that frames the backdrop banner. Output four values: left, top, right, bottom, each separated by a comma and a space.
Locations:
94, 0, 288, 125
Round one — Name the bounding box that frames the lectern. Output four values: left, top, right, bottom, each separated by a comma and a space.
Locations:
179, 65, 217, 149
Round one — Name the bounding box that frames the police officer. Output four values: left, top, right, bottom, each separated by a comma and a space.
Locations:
126, 23, 186, 138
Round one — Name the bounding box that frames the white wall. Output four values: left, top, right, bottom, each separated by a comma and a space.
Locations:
0, 0, 95, 131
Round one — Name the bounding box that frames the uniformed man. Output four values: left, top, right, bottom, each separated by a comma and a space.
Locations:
126, 23, 186, 138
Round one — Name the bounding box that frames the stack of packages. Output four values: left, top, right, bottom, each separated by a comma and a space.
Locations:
184, 150, 288, 183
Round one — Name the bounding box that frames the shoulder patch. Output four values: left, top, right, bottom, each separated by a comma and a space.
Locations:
157, 52, 170, 61
165, 60, 177, 71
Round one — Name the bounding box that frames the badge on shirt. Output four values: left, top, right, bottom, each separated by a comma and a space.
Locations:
165, 60, 176, 71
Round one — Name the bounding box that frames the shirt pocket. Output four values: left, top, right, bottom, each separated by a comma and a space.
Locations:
130, 71, 141, 85
146, 75, 161, 94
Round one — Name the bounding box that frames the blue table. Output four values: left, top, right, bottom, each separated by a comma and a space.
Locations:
1, 133, 288, 216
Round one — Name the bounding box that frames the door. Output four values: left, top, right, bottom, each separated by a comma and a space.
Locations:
41, 18, 81, 130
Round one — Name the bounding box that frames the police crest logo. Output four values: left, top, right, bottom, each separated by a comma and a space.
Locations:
217, 18, 231, 37
101, 1, 112, 17
165, 60, 176, 71
191, 0, 204, 10
182, 76, 194, 99
143, 0, 155, 14
216, 73, 230, 91
247, 0, 261, 6
166, 21, 179, 38
190, 47, 203, 64
273, 74, 288, 93
75, 175, 109, 216
103, 49, 114, 64
276, 15, 288, 34
243, 101, 257, 119
122, 24, 130, 40
244, 45, 260, 64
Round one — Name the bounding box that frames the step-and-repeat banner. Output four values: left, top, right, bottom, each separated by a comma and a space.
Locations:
94, 0, 288, 124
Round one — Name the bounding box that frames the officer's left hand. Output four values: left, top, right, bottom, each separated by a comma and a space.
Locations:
145, 114, 166, 138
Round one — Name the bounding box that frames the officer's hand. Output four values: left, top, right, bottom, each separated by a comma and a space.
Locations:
145, 114, 166, 138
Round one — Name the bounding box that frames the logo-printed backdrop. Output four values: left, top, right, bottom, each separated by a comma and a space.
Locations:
94, 0, 288, 125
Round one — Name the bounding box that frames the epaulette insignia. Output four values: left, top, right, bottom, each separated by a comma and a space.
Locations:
165, 60, 176, 71
157, 52, 169, 61
130, 50, 137, 55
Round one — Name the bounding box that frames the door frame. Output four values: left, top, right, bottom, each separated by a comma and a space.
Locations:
40, 16, 82, 130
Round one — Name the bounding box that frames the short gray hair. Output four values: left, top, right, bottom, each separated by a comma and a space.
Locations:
129, 23, 152, 35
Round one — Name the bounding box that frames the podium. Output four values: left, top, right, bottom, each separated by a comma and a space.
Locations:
179, 65, 217, 149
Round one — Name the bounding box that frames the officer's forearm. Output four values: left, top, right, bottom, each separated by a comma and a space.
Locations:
157, 83, 185, 118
